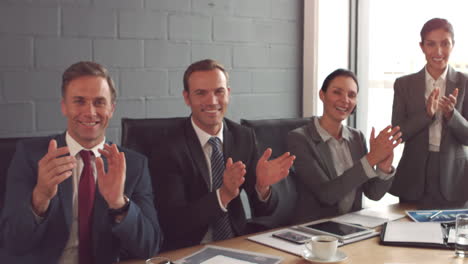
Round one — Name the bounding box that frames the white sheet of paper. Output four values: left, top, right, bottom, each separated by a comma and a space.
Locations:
201, 255, 257, 264
384, 222, 443, 244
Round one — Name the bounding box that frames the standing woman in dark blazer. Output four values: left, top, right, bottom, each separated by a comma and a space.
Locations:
390, 18, 468, 208
288, 69, 402, 224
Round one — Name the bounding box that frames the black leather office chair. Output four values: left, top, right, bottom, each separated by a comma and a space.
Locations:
121, 117, 186, 214
0, 137, 33, 211
241, 117, 311, 227
0, 136, 34, 248
121, 117, 185, 159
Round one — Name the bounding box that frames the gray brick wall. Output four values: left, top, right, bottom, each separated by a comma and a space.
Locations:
0, 0, 303, 144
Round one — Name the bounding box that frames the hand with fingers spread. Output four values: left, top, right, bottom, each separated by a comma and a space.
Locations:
366, 125, 402, 172
96, 143, 126, 209
32, 139, 76, 216
255, 148, 296, 198
439, 88, 458, 120
219, 158, 246, 207
427, 88, 440, 118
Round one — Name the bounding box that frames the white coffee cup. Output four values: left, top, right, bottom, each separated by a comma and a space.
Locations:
305, 235, 338, 260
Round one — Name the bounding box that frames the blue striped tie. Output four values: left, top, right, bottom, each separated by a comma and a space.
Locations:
208, 137, 235, 241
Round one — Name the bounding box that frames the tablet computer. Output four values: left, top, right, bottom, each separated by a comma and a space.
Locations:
300, 220, 373, 240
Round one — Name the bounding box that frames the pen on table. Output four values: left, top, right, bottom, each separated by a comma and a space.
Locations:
429, 210, 443, 220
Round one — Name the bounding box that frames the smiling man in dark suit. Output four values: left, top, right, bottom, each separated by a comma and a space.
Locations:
1, 61, 162, 263
152, 59, 295, 250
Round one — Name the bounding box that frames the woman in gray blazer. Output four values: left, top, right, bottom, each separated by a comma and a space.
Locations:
288, 69, 402, 224
390, 18, 468, 209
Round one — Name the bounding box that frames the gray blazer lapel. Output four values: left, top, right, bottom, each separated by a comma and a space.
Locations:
184, 119, 210, 189
347, 130, 364, 163
222, 119, 233, 161
446, 66, 457, 97
56, 133, 74, 231
412, 68, 428, 112
442, 66, 458, 137
307, 122, 336, 180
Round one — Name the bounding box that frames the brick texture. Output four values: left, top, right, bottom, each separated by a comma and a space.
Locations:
0, 0, 303, 143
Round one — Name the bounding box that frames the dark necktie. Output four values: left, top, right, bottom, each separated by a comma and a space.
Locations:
78, 150, 95, 264
208, 137, 235, 241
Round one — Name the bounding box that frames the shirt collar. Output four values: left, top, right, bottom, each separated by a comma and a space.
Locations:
425, 65, 448, 82
314, 116, 351, 142
190, 117, 224, 147
65, 131, 105, 158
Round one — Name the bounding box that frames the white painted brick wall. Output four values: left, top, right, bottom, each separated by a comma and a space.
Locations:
0, 0, 303, 144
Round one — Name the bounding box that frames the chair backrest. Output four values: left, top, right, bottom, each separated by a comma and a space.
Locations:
121, 117, 186, 159
240, 117, 310, 158
0, 137, 33, 211
240, 117, 310, 227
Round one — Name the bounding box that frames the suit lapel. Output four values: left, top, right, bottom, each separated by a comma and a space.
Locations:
184, 119, 211, 189
307, 121, 336, 180
347, 131, 363, 163
412, 68, 428, 113
223, 120, 234, 161
442, 66, 458, 138
446, 66, 457, 97
56, 133, 74, 231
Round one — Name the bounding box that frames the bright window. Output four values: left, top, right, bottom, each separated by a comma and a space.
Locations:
357, 0, 468, 207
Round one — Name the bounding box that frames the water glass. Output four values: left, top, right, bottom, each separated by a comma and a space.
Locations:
455, 214, 468, 257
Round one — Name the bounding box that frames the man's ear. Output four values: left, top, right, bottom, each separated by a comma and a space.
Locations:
109, 103, 116, 118
183, 90, 191, 106
60, 98, 66, 116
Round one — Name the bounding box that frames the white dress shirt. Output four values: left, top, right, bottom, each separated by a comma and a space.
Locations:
424, 66, 448, 152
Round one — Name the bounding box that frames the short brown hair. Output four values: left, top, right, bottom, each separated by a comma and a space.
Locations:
62, 61, 117, 103
183, 59, 229, 93
420, 18, 454, 44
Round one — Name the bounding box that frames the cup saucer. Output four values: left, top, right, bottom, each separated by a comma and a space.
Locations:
301, 249, 348, 263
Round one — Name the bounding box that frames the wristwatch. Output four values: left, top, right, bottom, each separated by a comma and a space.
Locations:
108, 195, 130, 217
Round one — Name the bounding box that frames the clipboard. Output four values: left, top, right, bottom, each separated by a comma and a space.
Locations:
380, 221, 455, 249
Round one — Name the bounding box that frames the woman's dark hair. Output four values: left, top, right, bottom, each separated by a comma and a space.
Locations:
320, 68, 359, 92
420, 18, 454, 44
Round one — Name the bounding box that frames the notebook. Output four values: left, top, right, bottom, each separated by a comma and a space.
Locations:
380, 221, 455, 249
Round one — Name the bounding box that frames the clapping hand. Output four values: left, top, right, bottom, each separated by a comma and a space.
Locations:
219, 158, 246, 206
33, 139, 76, 215
367, 126, 402, 172
96, 143, 126, 209
255, 148, 295, 198
439, 88, 458, 120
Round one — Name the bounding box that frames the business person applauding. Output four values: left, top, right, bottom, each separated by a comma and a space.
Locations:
390, 18, 468, 208
152, 59, 295, 250
288, 69, 402, 223
1, 61, 162, 263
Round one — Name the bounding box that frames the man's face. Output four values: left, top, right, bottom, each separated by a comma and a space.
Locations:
420, 28, 454, 78
183, 69, 230, 135
61, 76, 115, 148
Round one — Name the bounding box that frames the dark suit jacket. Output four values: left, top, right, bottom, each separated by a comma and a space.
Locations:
151, 118, 279, 250
0, 134, 162, 263
390, 66, 468, 201
287, 119, 393, 224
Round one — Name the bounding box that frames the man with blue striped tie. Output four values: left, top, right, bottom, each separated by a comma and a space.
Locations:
152, 59, 296, 251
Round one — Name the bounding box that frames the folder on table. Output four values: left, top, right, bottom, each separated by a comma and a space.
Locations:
380, 221, 455, 249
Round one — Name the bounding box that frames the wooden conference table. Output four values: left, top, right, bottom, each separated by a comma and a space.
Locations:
121, 203, 468, 264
